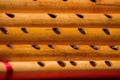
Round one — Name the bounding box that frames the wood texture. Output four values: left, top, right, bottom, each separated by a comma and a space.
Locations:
0, 28, 120, 45
0, 45, 120, 61
0, 0, 120, 13
0, 13, 119, 28
1, 61, 120, 79
0, 0, 120, 79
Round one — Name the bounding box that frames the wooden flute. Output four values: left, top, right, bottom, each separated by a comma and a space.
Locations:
0, 61, 120, 79
0, 0, 120, 79
0, 28, 120, 45
0, 13, 120, 28
0, 0, 120, 13
0, 45, 120, 61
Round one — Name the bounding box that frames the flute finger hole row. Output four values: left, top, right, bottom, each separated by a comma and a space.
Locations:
1, 28, 112, 36
90, 61, 112, 67
5, 45, 119, 51
37, 61, 112, 68
3, 13, 113, 20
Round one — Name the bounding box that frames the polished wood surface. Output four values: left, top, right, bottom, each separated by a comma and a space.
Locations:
0, 45, 120, 61
0, 0, 120, 13
0, 28, 120, 45
0, 13, 119, 28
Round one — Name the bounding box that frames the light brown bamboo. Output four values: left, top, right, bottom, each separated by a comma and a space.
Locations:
0, 61, 119, 72
0, 28, 120, 45
0, 0, 120, 13
0, 61, 120, 79
0, 14, 120, 28
0, 45, 120, 61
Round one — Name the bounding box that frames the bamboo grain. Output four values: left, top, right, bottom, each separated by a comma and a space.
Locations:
0, 45, 120, 61
0, 0, 120, 13
0, 14, 120, 28
0, 61, 120, 79
0, 28, 120, 45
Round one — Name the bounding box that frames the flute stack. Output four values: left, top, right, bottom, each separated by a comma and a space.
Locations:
0, 0, 120, 79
